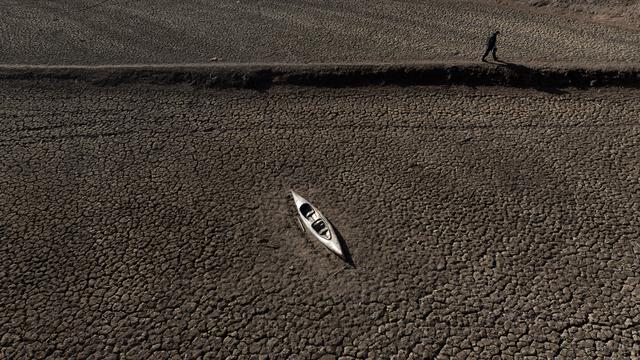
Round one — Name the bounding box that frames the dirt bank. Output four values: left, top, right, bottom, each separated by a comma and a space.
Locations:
1, 63, 640, 90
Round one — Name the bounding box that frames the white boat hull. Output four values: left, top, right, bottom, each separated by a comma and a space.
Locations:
291, 190, 343, 258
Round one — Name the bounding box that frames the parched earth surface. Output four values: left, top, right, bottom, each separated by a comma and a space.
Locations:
1, 81, 640, 359
507, 0, 640, 29
3, 0, 640, 65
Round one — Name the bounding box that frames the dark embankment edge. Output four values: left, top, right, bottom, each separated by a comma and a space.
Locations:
1, 63, 640, 89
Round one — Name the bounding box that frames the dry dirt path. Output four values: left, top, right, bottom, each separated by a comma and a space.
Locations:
3, 0, 640, 65
1, 81, 639, 358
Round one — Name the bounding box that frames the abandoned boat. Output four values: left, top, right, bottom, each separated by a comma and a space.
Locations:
291, 190, 343, 258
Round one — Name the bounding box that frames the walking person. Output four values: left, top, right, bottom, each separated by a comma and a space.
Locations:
481, 31, 500, 62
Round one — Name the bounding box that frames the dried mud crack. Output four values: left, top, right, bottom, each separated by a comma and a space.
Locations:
4, 0, 640, 65
1, 80, 639, 359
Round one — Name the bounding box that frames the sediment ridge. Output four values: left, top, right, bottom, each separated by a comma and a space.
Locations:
1, 62, 639, 89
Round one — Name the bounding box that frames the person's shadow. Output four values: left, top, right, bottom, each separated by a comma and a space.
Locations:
490, 59, 567, 95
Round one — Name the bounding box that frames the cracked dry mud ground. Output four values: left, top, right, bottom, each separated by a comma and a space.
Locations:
1, 81, 640, 359
3, 0, 640, 65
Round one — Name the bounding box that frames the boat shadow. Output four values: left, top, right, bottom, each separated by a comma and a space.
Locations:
329, 220, 356, 268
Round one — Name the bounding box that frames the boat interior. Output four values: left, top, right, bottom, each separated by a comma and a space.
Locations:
312, 219, 330, 238
299, 203, 331, 239
299, 203, 315, 219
